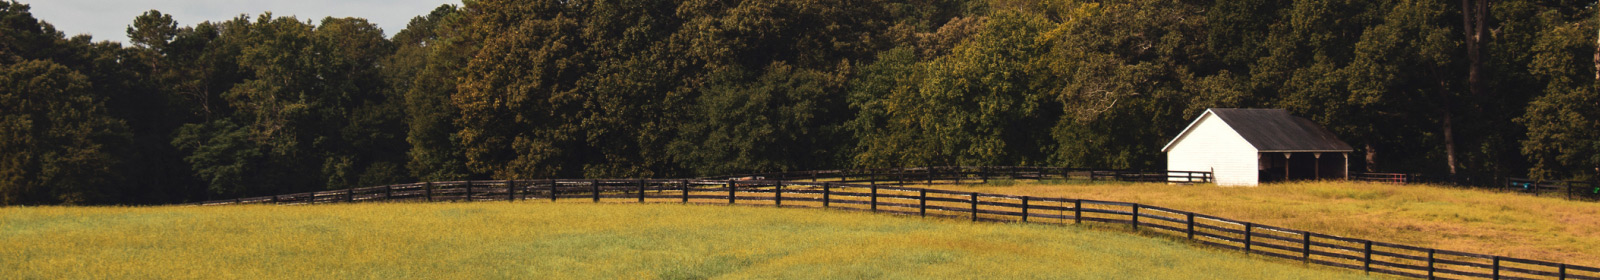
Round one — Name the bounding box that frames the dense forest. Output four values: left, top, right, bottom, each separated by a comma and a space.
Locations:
2, 0, 1597, 205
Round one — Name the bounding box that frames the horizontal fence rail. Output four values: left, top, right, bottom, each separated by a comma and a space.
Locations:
186, 167, 1594, 280
703, 166, 1212, 185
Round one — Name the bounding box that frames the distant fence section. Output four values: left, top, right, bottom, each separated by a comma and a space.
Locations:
1505, 178, 1600, 201
1353, 173, 1408, 184
188, 167, 1597, 280
703, 166, 1212, 185
1355, 173, 1600, 202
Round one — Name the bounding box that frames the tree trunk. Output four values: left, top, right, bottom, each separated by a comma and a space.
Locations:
1443, 104, 1458, 177
1365, 142, 1377, 172
1462, 0, 1487, 99
1452, 0, 1487, 178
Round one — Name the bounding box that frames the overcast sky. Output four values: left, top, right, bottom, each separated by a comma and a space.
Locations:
23, 0, 460, 43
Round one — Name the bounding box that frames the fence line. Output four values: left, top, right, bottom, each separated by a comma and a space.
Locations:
1353, 172, 1600, 201
188, 167, 1595, 280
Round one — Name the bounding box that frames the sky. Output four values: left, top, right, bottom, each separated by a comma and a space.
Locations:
22, 0, 460, 42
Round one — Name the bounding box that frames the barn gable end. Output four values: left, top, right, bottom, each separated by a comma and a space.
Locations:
1165, 111, 1259, 186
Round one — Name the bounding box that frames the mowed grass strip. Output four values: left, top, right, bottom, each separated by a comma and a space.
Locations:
1, 202, 1375, 279
927, 180, 1600, 267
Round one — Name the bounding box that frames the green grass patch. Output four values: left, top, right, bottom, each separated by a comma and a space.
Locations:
2, 202, 1375, 279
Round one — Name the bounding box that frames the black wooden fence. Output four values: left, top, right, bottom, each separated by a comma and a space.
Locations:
188, 167, 1596, 280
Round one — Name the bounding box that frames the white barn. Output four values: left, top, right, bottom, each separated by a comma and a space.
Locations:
1162, 108, 1353, 186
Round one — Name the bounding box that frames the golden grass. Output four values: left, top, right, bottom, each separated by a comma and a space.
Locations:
923, 180, 1600, 267
0, 202, 1379, 279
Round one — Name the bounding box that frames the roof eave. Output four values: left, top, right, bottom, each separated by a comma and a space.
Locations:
1160, 109, 1216, 153
1256, 149, 1355, 153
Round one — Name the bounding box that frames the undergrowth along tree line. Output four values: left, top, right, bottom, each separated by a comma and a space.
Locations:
2, 0, 1598, 205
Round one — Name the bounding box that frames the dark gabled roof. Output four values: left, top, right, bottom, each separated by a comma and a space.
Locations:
1164, 108, 1354, 152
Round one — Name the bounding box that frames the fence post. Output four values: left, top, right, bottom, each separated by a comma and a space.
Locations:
1074, 199, 1082, 224
272, 195, 280, 204
637, 180, 646, 203
1363, 240, 1373, 273
811, 170, 818, 182
347, 188, 354, 203
1560, 263, 1567, 280
727, 180, 736, 205
681, 180, 690, 203
1493, 256, 1500, 280
919, 189, 927, 217
549, 180, 558, 202
870, 183, 879, 211
1186, 213, 1195, 239
927, 167, 934, 184
1243, 222, 1252, 254
775, 184, 783, 206
508, 180, 517, 201
592, 180, 600, 203
1021, 196, 1030, 222
1132, 204, 1140, 230
1303, 233, 1312, 261
1427, 249, 1436, 279
970, 193, 978, 221
980, 166, 988, 183
898, 168, 905, 185
466, 180, 474, 201
426, 182, 434, 202
822, 183, 831, 207
386, 185, 393, 201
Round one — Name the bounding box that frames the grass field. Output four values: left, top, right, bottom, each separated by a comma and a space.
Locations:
0, 202, 1377, 279
924, 180, 1600, 267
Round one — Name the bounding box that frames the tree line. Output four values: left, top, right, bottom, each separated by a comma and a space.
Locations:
1, 0, 1596, 205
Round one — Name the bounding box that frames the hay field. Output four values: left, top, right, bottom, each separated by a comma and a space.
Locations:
1, 202, 1374, 279
925, 180, 1600, 267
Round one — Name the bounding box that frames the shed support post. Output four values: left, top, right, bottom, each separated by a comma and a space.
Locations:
1344, 152, 1351, 180
1314, 152, 1323, 180
1284, 153, 1292, 181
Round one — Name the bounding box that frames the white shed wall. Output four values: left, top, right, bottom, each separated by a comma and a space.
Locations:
1166, 113, 1260, 186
